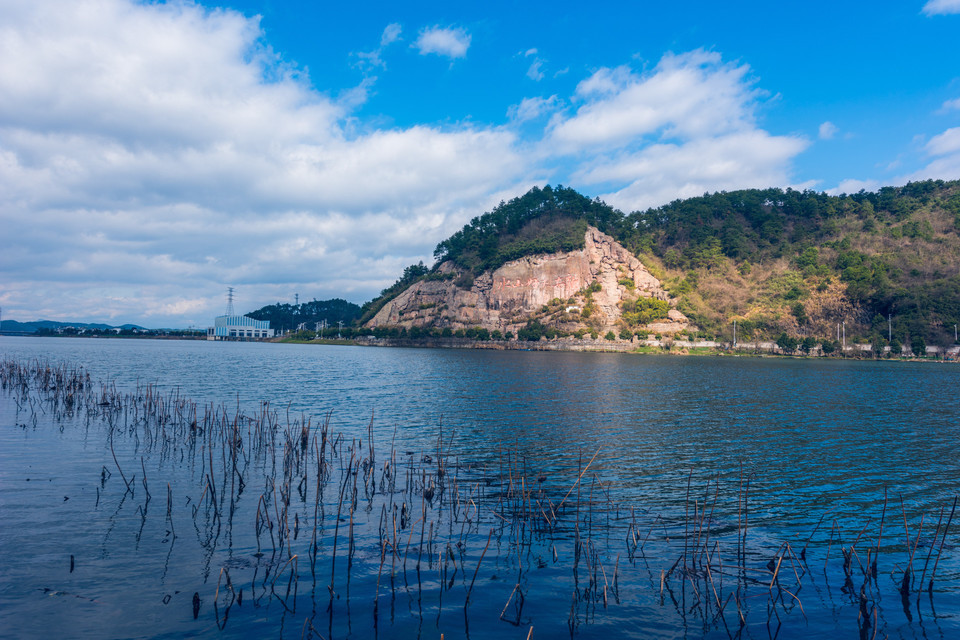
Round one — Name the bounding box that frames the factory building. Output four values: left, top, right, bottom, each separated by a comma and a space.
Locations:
206, 315, 274, 340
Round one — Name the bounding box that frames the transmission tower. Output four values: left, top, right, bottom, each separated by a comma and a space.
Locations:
226, 287, 235, 316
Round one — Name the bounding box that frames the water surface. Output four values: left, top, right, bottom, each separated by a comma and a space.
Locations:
1, 336, 958, 638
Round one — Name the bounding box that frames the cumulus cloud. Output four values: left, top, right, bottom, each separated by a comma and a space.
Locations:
819, 121, 839, 140
545, 50, 808, 211
414, 26, 471, 59
550, 52, 765, 151
0, 2, 817, 327
0, 1, 516, 326
576, 131, 808, 211
922, 0, 960, 15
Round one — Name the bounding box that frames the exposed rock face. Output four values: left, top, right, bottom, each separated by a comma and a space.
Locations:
367, 227, 688, 334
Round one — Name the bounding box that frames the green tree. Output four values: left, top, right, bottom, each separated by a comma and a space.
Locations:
911, 335, 926, 357
777, 333, 798, 352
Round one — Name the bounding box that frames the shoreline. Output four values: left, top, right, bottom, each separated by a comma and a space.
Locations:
3, 333, 952, 361
280, 335, 955, 361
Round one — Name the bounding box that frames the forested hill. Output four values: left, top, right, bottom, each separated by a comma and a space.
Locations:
432, 185, 622, 274
248, 298, 361, 333
367, 179, 960, 349
618, 179, 960, 348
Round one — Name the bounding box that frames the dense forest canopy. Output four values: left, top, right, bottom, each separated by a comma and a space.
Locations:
433, 185, 622, 274
362, 179, 960, 347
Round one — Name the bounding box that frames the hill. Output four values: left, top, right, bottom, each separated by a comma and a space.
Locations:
618, 180, 960, 349
361, 179, 960, 351
0, 320, 148, 335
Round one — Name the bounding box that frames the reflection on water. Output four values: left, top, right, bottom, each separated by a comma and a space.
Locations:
1, 337, 959, 637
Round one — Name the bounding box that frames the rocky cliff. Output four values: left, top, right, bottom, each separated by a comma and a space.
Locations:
367, 227, 688, 335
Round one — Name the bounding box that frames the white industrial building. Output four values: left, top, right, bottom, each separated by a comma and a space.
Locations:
206, 315, 274, 340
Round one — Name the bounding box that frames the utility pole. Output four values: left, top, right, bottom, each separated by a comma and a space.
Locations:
733, 320, 737, 348
842, 321, 846, 353
337, 320, 343, 339
888, 314, 892, 342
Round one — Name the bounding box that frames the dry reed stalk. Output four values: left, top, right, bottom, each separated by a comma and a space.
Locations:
899, 494, 923, 594
328, 451, 353, 598
928, 496, 957, 591
873, 487, 888, 577
465, 528, 494, 609
556, 447, 602, 512
499, 582, 520, 619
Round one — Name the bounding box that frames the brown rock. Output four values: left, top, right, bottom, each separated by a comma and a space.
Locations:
367, 227, 688, 334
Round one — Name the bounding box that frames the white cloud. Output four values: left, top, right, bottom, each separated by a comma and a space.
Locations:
355, 23, 403, 71
940, 97, 960, 111
0, 3, 815, 327
381, 23, 402, 47
551, 51, 761, 152
0, 1, 518, 326
523, 48, 545, 81
507, 96, 561, 123
922, 0, 960, 15
527, 60, 545, 82
819, 121, 839, 140
545, 50, 807, 211
926, 127, 960, 156
826, 178, 882, 196
900, 126, 960, 183
579, 131, 808, 211
414, 26, 471, 59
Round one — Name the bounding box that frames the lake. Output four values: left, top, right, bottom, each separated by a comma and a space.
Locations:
1, 335, 958, 638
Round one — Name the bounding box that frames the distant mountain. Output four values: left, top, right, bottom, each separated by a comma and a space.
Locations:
1, 319, 149, 334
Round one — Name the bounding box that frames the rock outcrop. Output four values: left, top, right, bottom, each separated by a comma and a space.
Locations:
367, 227, 689, 334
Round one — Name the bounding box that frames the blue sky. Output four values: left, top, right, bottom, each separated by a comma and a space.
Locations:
1, 0, 959, 327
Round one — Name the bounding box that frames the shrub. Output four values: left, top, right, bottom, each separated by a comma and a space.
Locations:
604, 331, 616, 341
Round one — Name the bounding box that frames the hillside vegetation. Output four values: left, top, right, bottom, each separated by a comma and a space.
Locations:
618, 180, 960, 349
363, 179, 960, 350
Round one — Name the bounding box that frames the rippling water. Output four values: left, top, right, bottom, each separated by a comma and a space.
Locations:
2, 336, 959, 638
